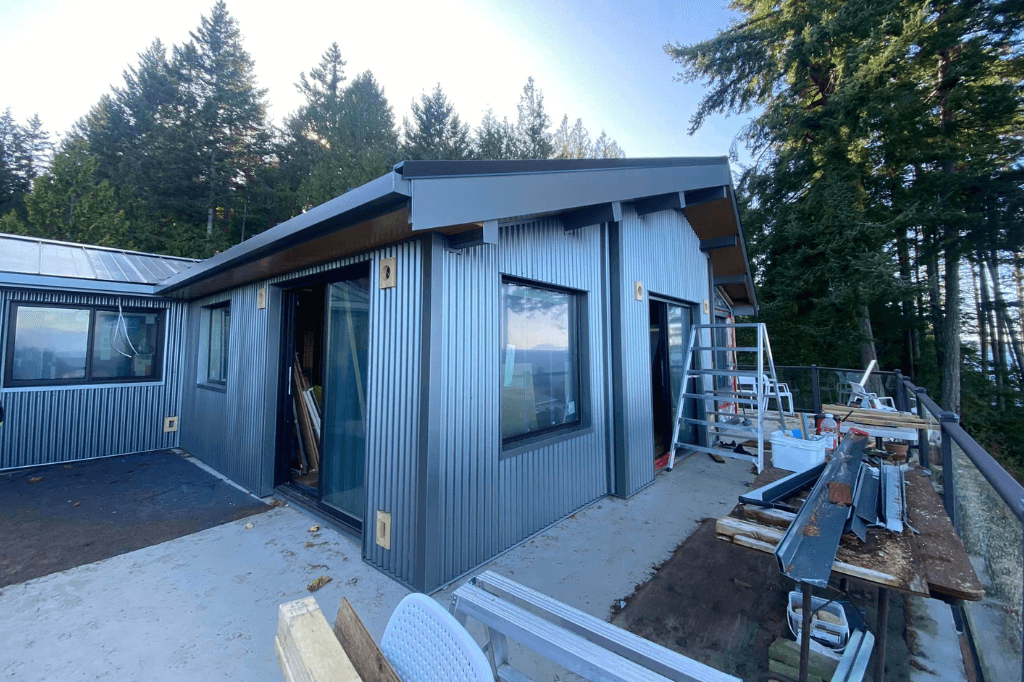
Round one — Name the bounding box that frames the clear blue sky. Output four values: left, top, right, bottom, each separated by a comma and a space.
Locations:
0, 0, 749, 160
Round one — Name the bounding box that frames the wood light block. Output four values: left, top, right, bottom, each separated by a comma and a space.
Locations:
333, 598, 401, 682
276, 597, 361, 682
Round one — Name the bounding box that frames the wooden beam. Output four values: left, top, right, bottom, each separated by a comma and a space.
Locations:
634, 192, 685, 216
446, 220, 498, 250
561, 201, 622, 231
333, 598, 401, 682
275, 598, 361, 682
684, 185, 728, 208
714, 274, 747, 287
700, 235, 738, 252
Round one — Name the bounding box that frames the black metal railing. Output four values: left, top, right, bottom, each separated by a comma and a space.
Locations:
764, 363, 1024, 680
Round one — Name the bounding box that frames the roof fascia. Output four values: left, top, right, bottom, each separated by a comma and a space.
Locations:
156, 172, 410, 295
0, 273, 161, 297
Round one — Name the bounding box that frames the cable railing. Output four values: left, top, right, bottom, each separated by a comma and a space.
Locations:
759, 363, 1024, 681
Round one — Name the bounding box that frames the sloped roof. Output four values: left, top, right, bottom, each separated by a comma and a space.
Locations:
155, 157, 757, 312
0, 234, 198, 295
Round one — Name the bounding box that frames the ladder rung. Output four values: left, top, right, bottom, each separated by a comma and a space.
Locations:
691, 346, 761, 352
681, 417, 758, 434
676, 443, 758, 462
689, 369, 760, 377
680, 392, 764, 406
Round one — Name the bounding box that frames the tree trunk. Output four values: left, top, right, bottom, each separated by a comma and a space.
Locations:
925, 234, 945, 383
988, 253, 1024, 388
937, 46, 961, 414
895, 225, 915, 377
973, 261, 988, 380
859, 302, 878, 368
941, 241, 961, 413
981, 261, 1006, 409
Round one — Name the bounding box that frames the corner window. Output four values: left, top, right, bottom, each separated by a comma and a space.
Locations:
4, 303, 164, 387
501, 279, 581, 444
204, 303, 230, 385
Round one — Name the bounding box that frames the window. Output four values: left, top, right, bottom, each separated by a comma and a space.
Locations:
500, 280, 581, 444
204, 303, 230, 385
5, 303, 164, 387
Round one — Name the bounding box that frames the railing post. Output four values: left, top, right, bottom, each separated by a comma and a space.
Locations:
940, 411, 959, 529
894, 370, 907, 412
811, 364, 821, 414
916, 387, 930, 471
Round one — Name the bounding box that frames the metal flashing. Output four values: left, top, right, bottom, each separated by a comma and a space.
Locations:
774, 434, 868, 587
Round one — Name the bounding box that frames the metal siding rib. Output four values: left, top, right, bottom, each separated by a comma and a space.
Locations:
0, 289, 186, 469
617, 205, 710, 495
434, 218, 609, 585
178, 241, 423, 587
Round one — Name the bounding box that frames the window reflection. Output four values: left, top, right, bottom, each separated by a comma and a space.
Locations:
501, 281, 580, 442
11, 307, 90, 381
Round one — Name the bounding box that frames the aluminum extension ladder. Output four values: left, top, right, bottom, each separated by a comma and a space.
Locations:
666, 322, 788, 472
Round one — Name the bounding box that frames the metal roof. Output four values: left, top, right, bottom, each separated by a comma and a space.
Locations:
0, 234, 199, 294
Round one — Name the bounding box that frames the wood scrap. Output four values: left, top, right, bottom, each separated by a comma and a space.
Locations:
333, 598, 401, 682
293, 354, 320, 471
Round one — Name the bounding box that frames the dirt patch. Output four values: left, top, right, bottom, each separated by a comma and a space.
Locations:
610, 518, 914, 682
610, 519, 790, 680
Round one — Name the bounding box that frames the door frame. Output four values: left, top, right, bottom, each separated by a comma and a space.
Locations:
272, 261, 372, 535
648, 294, 700, 455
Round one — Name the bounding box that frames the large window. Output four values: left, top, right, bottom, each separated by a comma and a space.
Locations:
5, 303, 164, 387
204, 303, 230, 385
500, 279, 581, 444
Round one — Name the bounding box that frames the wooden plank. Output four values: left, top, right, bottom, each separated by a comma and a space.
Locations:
822, 404, 926, 429
333, 598, 401, 682
276, 597, 362, 682
903, 470, 985, 602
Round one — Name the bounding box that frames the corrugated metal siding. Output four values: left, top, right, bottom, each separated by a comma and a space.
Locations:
434, 219, 609, 583
0, 289, 187, 469
617, 204, 710, 495
177, 240, 423, 587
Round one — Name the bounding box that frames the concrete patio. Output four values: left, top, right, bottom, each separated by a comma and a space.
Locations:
0, 451, 970, 681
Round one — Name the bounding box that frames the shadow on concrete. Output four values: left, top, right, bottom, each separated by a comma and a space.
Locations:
0, 450, 268, 588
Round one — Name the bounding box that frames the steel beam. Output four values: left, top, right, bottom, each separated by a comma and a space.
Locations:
561, 201, 622, 232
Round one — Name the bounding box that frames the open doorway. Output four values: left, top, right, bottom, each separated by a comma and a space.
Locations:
276, 264, 371, 531
650, 298, 698, 461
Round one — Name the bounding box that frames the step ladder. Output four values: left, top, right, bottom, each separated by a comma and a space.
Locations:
667, 322, 788, 472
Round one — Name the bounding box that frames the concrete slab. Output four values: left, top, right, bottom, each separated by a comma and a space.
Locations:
906, 596, 968, 682
0, 505, 410, 682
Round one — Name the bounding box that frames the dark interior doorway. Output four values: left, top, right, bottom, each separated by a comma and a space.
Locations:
650, 298, 698, 459
275, 264, 371, 533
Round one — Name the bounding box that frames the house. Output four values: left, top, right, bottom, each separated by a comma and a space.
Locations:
0, 157, 757, 592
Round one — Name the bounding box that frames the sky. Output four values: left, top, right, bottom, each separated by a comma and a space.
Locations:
0, 0, 751, 160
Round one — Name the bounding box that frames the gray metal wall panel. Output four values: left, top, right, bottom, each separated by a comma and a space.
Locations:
617, 205, 710, 495
434, 219, 609, 584
177, 241, 423, 587
0, 288, 187, 469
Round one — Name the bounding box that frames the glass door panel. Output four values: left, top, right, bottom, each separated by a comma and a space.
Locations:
666, 304, 697, 445
321, 276, 370, 521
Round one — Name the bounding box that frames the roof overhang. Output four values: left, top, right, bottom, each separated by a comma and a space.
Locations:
0, 273, 160, 297
155, 157, 757, 310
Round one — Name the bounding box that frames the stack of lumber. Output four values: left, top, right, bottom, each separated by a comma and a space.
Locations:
293, 354, 320, 472
768, 638, 838, 682
822, 404, 926, 429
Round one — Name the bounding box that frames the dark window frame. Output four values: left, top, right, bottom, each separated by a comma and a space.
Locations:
500, 276, 584, 447
3, 301, 166, 388
202, 301, 231, 387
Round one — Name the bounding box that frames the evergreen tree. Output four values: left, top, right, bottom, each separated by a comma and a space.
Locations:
0, 109, 31, 220
591, 130, 625, 159
666, 0, 1023, 412
19, 141, 131, 247
514, 77, 552, 159
173, 0, 271, 236
401, 84, 471, 160
473, 109, 517, 160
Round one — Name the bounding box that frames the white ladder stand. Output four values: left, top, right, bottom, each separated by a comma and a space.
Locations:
666, 322, 788, 472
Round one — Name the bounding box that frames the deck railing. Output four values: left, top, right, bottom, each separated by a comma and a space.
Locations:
759, 364, 1024, 681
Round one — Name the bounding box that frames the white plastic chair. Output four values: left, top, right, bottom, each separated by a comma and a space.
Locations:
381, 593, 494, 682
737, 373, 795, 414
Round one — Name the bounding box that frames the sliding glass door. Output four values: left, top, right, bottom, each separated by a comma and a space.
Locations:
320, 276, 370, 521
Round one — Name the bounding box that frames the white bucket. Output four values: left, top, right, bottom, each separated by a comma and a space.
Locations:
770, 430, 828, 472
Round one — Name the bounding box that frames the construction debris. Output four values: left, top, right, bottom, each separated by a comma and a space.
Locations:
306, 575, 332, 592
293, 354, 321, 473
